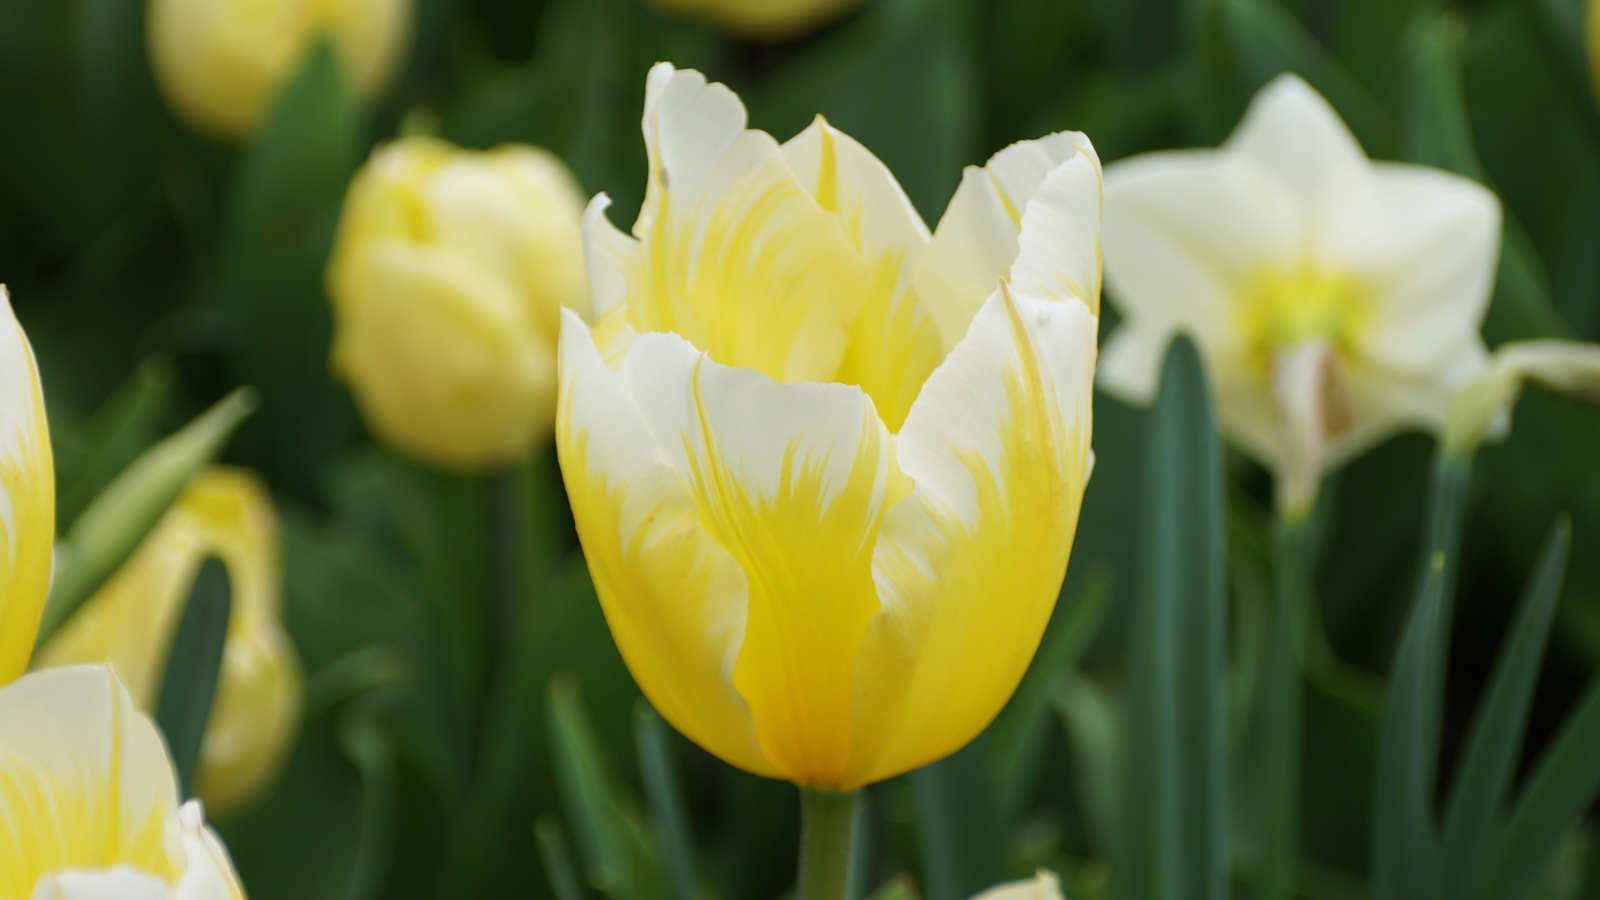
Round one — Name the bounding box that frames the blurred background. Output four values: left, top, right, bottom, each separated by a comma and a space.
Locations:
2, 0, 1599, 897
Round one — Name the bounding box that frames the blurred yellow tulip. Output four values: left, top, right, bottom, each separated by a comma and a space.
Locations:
1098, 75, 1500, 518
36, 467, 301, 819
0, 286, 56, 688
327, 136, 591, 472
644, 0, 867, 41
147, 0, 413, 141
561, 64, 1100, 790
0, 665, 247, 899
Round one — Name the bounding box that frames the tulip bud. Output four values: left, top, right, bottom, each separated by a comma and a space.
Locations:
35, 467, 301, 819
147, 0, 414, 141
1443, 340, 1600, 456
327, 136, 590, 472
644, 0, 868, 41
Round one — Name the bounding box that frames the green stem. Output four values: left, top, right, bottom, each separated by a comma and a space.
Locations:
1259, 514, 1313, 900
799, 788, 860, 900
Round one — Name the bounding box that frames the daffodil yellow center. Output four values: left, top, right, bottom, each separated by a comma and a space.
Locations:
1235, 266, 1370, 372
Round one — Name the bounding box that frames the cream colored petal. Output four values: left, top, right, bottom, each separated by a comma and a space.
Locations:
1009, 146, 1104, 315
1098, 150, 1301, 402
914, 132, 1091, 350
555, 310, 774, 779
623, 64, 869, 383
782, 115, 941, 431
1224, 74, 1369, 205
0, 666, 182, 895
172, 801, 246, 900
971, 870, 1066, 900
31, 869, 171, 900
1317, 163, 1500, 376
615, 323, 908, 787
0, 287, 54, 687
847, 287, 1096, 786
583, 194, 645, 320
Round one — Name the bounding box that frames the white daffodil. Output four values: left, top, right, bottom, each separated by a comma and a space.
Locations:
1098, 74, 1501, 517
562, 64, 1100, 790
0, 665, 246, 900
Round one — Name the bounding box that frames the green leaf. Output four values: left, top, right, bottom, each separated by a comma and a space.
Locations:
52, 356, 173, 530
1054, 674, 1122, 858
635, 703, 702, 900
538, 816, 592, 900
154, 556, 232, 797
37, 387, 257, 647
1119, 335, 1228, 900
1441, 517, 1572, 897
988, 569, 1112, 823
911, 739, 1006, 900
218, 41, 360, 498
338, 710, 400, 900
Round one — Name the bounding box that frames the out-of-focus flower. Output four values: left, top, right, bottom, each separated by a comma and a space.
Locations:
0, 665, 246, 899
1589, 0, 1600, 103
36, 468, 300, 819
644, 0, 867, 42
327, 136, 590, 472
1098, 74, 1501, 518
971, 871, 1066, 900
1444, 339, 1600, 454
0, 286, 55, 687
561, 63, 1100, 790
147, 0, 413, 141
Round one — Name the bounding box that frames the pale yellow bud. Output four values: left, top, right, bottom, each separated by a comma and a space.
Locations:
35, 467, 302, 820
327, 136, 590, 472
644, 0, 868, 41
1443, 340, 1600, 455
147, 0, 414, 141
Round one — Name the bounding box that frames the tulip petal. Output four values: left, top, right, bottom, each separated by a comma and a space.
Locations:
0, 666, 181, 896
1009, 145, 1104, 315
782, 116, 941, 431
583, 194, 645, 321
614, 322, 911, 786
847, 287, 1096, 786
1318, 163, 1500, 375
30, 869, 171, 900
914, 132, 1092, 351
0, 287, 55, 686
619, 63, 869, 384
173, 801, 246, 900
1225, 74, 1368, 205
555, 310, 776, 779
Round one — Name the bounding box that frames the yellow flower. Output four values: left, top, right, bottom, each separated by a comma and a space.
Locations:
328, 136, 591, 472
0, 665, 247, 899
1098, 74, 1501, 518
643, 0, 867, 41
560, 64, 1100, 790
0, 286, 55, 688
36, 468, 301, 820
147, 0, 413, 141
972, 871, 1066, 900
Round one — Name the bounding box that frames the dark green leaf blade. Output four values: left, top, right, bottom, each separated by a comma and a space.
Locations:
155, 556, 232, 797
635, 703, 701, 900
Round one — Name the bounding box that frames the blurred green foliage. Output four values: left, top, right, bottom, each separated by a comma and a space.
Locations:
4, 0, 1600, 898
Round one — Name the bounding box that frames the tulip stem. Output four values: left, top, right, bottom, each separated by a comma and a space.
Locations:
798, 788, 859, 900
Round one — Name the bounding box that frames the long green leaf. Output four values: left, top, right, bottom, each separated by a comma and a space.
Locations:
537, 817, 592, 900
337, 709, 398, 900
1119, 334, 1227, 900
154, 556, 232, 797
54, 357, 173, 530
1442, 518, 1572, 897
635, 703, 701, 900
550, 675, 632, 896
911, 740, 1005, 900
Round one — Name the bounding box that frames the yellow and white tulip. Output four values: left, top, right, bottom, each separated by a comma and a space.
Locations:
0, 665, 246, 900
328, 137, 590, 472
147, 0, 414, 141
643, 0, 868, 41
0, 286, 55, 688
36, 468, 301, 820
1098, 74, 1501, 518
560, 64, 1100, 790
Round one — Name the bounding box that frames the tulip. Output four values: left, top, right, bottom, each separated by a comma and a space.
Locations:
0, 665, 246, 899
643, 0, 868, 41
1097, 74, 1501, 519
560, 63, 1100, 794
147, 0, 413, 141
35, 467, 301, 819
327, 137, 591, 472
0, 286, 55, 688
971, 871, 1065, 900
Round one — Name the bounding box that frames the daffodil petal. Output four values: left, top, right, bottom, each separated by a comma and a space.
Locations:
1318, 163, 1501, 375
0, 286, 55, 686
555, 310, 774, 779
0, 666, 181, 895
782, 115, 941, 431
622, 63, 868, 383
1225, 73, 1368, 204
914, 132, 1090, 351
847, 288, 1096, 786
